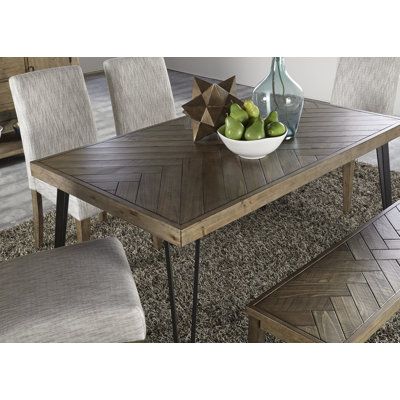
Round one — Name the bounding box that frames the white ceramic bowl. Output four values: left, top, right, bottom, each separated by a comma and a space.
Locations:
217, 126, 287, 159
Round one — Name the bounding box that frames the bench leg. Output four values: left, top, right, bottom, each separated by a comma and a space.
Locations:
376, 143, 392, 209
342, 161, 355, 213
248, 317, 265, 343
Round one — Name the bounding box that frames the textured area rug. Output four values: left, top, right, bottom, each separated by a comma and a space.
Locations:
1, 162, 400, 343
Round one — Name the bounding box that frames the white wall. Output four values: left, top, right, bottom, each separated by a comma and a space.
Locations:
165, 57, 338, 101
165, 57, 400, 115
78, 57, 400, 115
80, 57, 338, 100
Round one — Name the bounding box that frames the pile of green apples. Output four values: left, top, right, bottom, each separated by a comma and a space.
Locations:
221, 100, 287, 141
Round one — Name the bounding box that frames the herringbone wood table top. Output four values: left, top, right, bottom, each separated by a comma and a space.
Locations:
247, 201, 400, 343
31, 99, 400, 246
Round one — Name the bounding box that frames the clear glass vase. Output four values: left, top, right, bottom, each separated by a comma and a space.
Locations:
252, 57, 304, 140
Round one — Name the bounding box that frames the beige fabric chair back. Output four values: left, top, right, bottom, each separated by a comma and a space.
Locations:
103, 57, 176, 135
9, 66, 97, 187
331, 57, 400, 114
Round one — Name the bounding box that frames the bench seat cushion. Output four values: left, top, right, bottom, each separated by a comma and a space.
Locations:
0, 238, 146, 342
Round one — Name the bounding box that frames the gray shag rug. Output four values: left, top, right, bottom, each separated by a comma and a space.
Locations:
1, 162, 400, 343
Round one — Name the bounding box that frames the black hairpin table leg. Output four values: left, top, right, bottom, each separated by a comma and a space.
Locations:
191, 240, 201, 343
164, 239, 202, 343
376, 143, 392, 209
55, 189, 69, 248
164, 241, 179, 343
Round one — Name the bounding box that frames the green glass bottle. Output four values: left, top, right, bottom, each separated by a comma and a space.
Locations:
252, 57, 304, 140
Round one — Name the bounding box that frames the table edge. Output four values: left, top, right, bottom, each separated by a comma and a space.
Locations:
31, 116, 400, 248
179, 122, 400, 245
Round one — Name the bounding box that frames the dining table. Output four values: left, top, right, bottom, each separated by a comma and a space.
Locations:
31, 98, 400, 342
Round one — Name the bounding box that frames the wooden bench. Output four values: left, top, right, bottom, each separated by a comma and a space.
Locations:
246, 201, 400, 343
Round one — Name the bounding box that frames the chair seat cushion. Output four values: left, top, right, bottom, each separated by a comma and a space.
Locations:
34, 178, 101, 220
0, 238, 146, 342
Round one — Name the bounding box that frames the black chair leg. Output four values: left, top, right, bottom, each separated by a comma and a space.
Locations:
55, 189, 69, 248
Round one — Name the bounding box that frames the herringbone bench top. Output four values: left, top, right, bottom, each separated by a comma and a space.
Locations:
247, 201, 400, 343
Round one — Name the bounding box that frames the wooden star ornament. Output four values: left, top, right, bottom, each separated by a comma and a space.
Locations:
182, 76, 243, 141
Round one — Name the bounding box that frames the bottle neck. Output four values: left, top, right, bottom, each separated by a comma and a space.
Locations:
271, 57, 286, 72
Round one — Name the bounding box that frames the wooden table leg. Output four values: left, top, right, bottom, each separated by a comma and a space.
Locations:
248, 317, 265, 343
376, 143, 392, 209
152, 234, 163, 250
55, 189, 69, 248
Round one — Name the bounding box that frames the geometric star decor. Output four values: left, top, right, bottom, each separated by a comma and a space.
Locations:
182, 76, 244, 141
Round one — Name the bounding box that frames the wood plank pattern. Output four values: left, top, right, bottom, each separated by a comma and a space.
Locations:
157, 165, 182, 222
240, 159, 266, 192
277, 150, 301, 175
202, 151, 227, 213
313, 310, 345, 342
361, 225, 388, 250
372, 249, 400, 260
259, 152, 285, 182
221, 149, 246, 201
298, 325, 320, 339
247, 201, 400, 342
347, 283, 380, 321
363, 271, 394, 307
136, 173, 162, 213
347, 234, 374, 260
331, 296, 363, 338
180, 158, 204, 223
115, 181, 139, 203
374, 216, 399, 239
378, 260, 400, 291
315, 260, 380, 271
385, 240, 400, 249
386, 207, 400, 230
31, 97, 400, 246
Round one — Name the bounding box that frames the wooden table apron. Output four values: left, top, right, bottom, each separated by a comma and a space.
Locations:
30, 99, 400, 342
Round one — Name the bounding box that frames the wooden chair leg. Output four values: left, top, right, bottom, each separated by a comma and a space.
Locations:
248, 317, 265, 343
342, 160, 355, 213
75, 218, 91, 242
31, 190, 44, 249
152, 235, 163, 250
98, 211, 107, 222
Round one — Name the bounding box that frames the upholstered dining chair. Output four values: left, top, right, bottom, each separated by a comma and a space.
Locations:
103, 57, 176, 136
0, 237, 146, 342
10, 66, 105, 247
103, 57, 176, 248
330, 57, 400, 212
